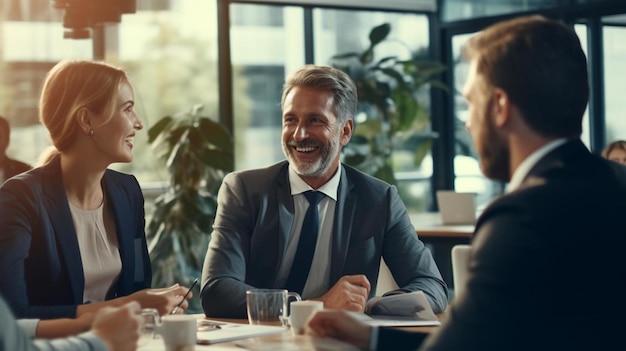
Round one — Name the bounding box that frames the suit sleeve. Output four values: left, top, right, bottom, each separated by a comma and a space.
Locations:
0, 178, 77, 318
200, 173, 256, 318
381, 186, 448, 314
377, 327, 428, 351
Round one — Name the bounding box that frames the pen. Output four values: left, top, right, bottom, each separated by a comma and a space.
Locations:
170, 277, 199, 314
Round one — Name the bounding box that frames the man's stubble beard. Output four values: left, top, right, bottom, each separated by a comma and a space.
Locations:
283, 131, 341, 178
478, 109, 511, 183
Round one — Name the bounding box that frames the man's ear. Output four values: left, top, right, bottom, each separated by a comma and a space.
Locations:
340, 119, 353, 146
491, 88, 511, 128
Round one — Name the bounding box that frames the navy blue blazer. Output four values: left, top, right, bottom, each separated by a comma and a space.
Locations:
1, 156, 32, 182
0, 157, 151, 319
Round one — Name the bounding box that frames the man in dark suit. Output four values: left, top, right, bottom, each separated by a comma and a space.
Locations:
0, 116, 32, 184
200, 65, 448, 318
306, 15, 626, 351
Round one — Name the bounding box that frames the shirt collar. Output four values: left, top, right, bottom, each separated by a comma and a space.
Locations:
288, 163, 341, 201
506, 138, 568, 193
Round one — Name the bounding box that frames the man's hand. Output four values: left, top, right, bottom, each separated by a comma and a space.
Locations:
91, 301, 142, 351
316, 275, 370, 312
306, 309, 372, 349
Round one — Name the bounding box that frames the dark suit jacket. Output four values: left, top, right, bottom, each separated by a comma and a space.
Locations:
200, 161, 448, 318
1, 156, 32, 182
377, 140, 626, 351
0, 157, 151, 319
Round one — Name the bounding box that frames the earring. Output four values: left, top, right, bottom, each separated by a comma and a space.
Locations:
88, 130, 94, 137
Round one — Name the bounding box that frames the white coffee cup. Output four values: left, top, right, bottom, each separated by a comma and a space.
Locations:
160, 315, 197, 351
289, 300, 323, 335
140, 310, 197, 351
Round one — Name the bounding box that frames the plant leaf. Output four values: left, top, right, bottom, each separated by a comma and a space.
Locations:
148, 116, 173, 143
369, 23, 390, 46
198, 118, 233, 151
199, 149, 234, 171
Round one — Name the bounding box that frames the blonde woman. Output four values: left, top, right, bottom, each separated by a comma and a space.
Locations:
0, 61, 190, 337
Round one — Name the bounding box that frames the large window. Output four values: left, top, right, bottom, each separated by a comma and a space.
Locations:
230, 4, 303, 171
441, 0, 558, 22
229, 3, 432, 211
2, 0, 219, 185
603, 22, 626, 143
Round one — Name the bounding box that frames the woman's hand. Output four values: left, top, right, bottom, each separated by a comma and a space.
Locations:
129, 284, 192, 315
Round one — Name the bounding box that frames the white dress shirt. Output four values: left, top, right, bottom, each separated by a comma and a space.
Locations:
276, 165, 341, 299
506, 139, 567, 193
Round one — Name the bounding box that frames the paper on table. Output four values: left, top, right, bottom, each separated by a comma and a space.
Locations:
360, 291, 441, 327
196, 319, 286, 344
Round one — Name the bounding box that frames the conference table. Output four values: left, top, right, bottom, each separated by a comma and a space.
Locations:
409, 213, 474, 291
138, 312, 445, 350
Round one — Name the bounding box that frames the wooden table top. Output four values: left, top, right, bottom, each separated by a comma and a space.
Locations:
410, 212, 474, 238
175, 312, 445, 349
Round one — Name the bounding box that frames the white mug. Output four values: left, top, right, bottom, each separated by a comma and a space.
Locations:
140, 309, 197, 351
289, 300, 323, 335
246, 289, 301, 326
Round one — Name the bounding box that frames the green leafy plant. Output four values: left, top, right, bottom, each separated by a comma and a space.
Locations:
146, 104, 233, 312
330, 23, 447, 185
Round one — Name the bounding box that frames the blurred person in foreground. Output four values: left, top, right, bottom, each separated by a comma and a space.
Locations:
200, 65, 448, 318
1, 295, 141, 351
0, 60, 191, 337
0, 115, 32, 184
306, 15, 626, 351
601, 140, 626, 165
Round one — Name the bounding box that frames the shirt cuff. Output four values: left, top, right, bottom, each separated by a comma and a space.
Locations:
369, 326, 379, 351
17, 319, 39, 338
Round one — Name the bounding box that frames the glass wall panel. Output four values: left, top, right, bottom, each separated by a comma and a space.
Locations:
603, 24, 626, 144
229, 4, 304, 171
574, 24, 590, 148
313, 9, 432, 212
115, 0, 219, 183
441, 0, 557, 22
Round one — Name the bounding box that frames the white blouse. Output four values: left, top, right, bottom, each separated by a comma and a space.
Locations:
69, 198, 121, 303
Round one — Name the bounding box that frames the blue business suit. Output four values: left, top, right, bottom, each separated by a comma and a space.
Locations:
0, 157, 151, 319
200, 161, 448, 318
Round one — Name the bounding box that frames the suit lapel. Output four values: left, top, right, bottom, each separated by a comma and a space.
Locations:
276, 163, 294, 283
103, 172, 133, 295
330, 165, 356, 284
41, 159, 84, 303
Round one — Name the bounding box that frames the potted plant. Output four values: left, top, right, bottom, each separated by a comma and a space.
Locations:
330, 23, 447, 185
146, 104, 233, 313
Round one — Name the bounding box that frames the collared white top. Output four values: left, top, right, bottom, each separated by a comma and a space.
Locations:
276, 164, 341, 299
506, 138, 568, 193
